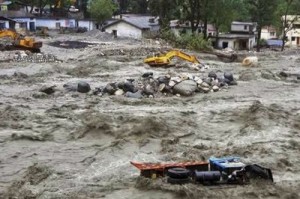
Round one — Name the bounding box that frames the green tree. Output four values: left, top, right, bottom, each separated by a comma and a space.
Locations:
209, 0, 242, 47
128, 0, 148, 14
148, 0, 181, 28
181, 0, 202, 33
247, 0, 279, 52
88, 0, 117, 29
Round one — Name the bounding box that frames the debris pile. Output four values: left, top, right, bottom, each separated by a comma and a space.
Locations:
131, 156, 273, 186
91, 71, 237, 98
13, 51, 58, 63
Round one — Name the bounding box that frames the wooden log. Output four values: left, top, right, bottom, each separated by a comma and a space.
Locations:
202, 50, 238, 62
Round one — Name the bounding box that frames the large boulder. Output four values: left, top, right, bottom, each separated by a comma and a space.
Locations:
77, 81, 91, 93
173, 80, 197, 96
224, 72, 234, 82
104, 83, 118, 95
63, 82, 78, 92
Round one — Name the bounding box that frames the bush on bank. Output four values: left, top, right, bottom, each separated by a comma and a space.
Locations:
160, 29, 212, 51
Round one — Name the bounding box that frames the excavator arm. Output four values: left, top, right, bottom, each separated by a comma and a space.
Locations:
0, 29, 42, 52
144, 50, 200, 67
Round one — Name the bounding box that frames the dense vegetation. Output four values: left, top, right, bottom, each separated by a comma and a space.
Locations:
12, 0, 300, 51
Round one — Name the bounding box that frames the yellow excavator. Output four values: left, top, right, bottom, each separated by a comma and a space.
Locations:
144, 50, 201, 67
0, 29, 42, 52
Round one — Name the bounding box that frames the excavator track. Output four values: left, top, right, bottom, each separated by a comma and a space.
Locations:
0, 45, 41, 53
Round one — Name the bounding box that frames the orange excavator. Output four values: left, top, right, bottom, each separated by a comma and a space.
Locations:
144, 50, 201, 67
0, 29, 42, 52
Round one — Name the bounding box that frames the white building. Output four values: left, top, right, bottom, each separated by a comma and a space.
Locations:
169, 20, 217, 37
35, 18, 95, 31
261, 26, 277, 40
216, 21, 257, 50
104, 15, 159, 39
283, 15, 300, 46
0, 10, 36, 31
36, 18, 76, 29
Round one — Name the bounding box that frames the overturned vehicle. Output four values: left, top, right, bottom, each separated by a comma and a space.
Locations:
131, 157, 273, 185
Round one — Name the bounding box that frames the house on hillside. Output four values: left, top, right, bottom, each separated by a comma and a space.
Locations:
103, 15, 159, 39
0, 10, 36, 31
213, 21, 257, 50
283, 15, 300, 46
0, 0, 11, 11
261, 26, 277, 40
170, 20, 217, 37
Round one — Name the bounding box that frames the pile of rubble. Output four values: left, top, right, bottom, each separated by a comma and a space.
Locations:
13, 51, 59, 63
57, 71, 237, 99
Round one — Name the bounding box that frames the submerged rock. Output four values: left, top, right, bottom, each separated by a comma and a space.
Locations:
239, 70, 257, 81
39, 85, 56, 95
125, 90, 143, 99
261, 69, 280, 81
142, 72, 154, 78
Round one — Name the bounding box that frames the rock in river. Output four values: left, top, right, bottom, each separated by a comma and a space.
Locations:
77, 81, 91, 93
125, 90, 143, 99
173, 80, 197, 96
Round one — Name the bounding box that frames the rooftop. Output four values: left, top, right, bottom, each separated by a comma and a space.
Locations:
105, 15, 159, 30
0, 10, 35, 18
218, 33, 255, 39
232, 21, 257, 26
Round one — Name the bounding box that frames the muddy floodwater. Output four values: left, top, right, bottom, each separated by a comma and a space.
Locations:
0, 30, 300, 199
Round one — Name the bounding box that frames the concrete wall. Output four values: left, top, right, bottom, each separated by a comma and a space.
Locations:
261, 29, 277, 40
36, 18, 76, 29
13, 17, 36, 31
0, 20, 9, 29
218, 38, 235, 49
231, 23, 256, 33
105, 21, 142, 39
286, 29, 300, 46
218, 37, 256, 50
78, 20, 95, 31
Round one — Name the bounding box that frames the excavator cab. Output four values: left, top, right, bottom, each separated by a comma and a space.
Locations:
0, 29, 42, 52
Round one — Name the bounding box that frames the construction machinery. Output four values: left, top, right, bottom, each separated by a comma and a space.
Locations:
0, 29, 42, 52
144, 50, 201, 67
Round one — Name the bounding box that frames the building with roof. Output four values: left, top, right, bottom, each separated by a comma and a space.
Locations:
214, 21, 257, 50
0, 10, 36, 31
170, 20, 217, 37
261, 26, 277, 40
103, 15, 159, 39
0, 16, 15, 29
0, 0, 11, 11
283, 15, 300, 46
